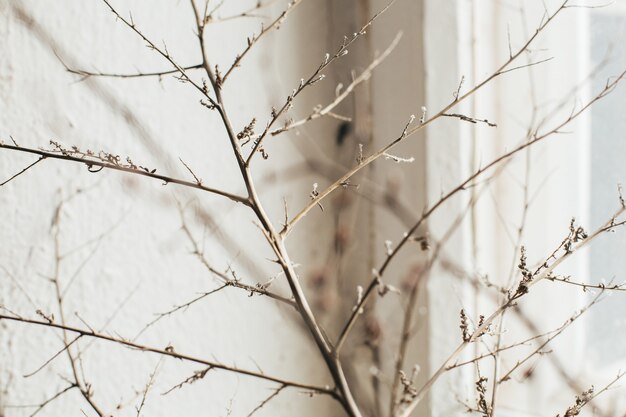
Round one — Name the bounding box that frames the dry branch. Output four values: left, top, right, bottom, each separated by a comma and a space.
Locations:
0, 142, 249, 205
0, 314, 337, 396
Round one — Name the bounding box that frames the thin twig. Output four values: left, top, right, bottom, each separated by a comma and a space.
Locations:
179, 157, 203, 184
0, 156, 45, 186
29, 384, 78, 417
546, 276, 626, 292
23, 335, 82, 378
50, 197, 107, 417
441, 113, 497, 127
208, 0, 282, 23
65, 64, 203, 79
446, 325, 567, 371
221, 0, 304, 84
134, 284, 229, 338
135, 360, 161, 416
162, 366, 213, 395
245, 384, 287, 417
179, 213, 296, 308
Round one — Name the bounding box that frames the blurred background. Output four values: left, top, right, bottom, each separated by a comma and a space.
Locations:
0, 1, 625, 416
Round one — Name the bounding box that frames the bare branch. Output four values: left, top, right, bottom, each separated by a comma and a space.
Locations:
134, 284, 229, 338
246, 384, 287, 417
162, 367, 213, 395
179, 157, 203, 185
49, 197, 108, 416
135, 360, 161, 416
0, 142, 249, 205
547, 276, 626, 292
23, 335, 82, 378
221, 0, 304, 84
64, 64, 203, 80
441, 113, 497, 127
495, 56, 554, 76
270, 32, 403, 136
0, 313, 338, 396
28, 384, 78, 417
207, 0, 283, 23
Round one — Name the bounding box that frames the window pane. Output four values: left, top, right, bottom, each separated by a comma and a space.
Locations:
589, 9, 626, 367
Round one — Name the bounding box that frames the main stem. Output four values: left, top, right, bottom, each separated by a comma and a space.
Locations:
189, 5, 361, 416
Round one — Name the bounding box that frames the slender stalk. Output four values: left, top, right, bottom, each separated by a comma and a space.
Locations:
50, 199, 106, 416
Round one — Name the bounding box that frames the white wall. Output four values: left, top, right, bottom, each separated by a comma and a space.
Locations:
0, 1, 341, 415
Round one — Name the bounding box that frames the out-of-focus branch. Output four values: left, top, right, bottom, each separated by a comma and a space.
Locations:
49, 196, 107, 417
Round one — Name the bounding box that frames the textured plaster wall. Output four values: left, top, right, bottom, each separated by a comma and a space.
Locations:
0, 1, 340, 416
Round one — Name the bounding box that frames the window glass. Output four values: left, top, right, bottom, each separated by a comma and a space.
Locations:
589, 7, 626, 367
